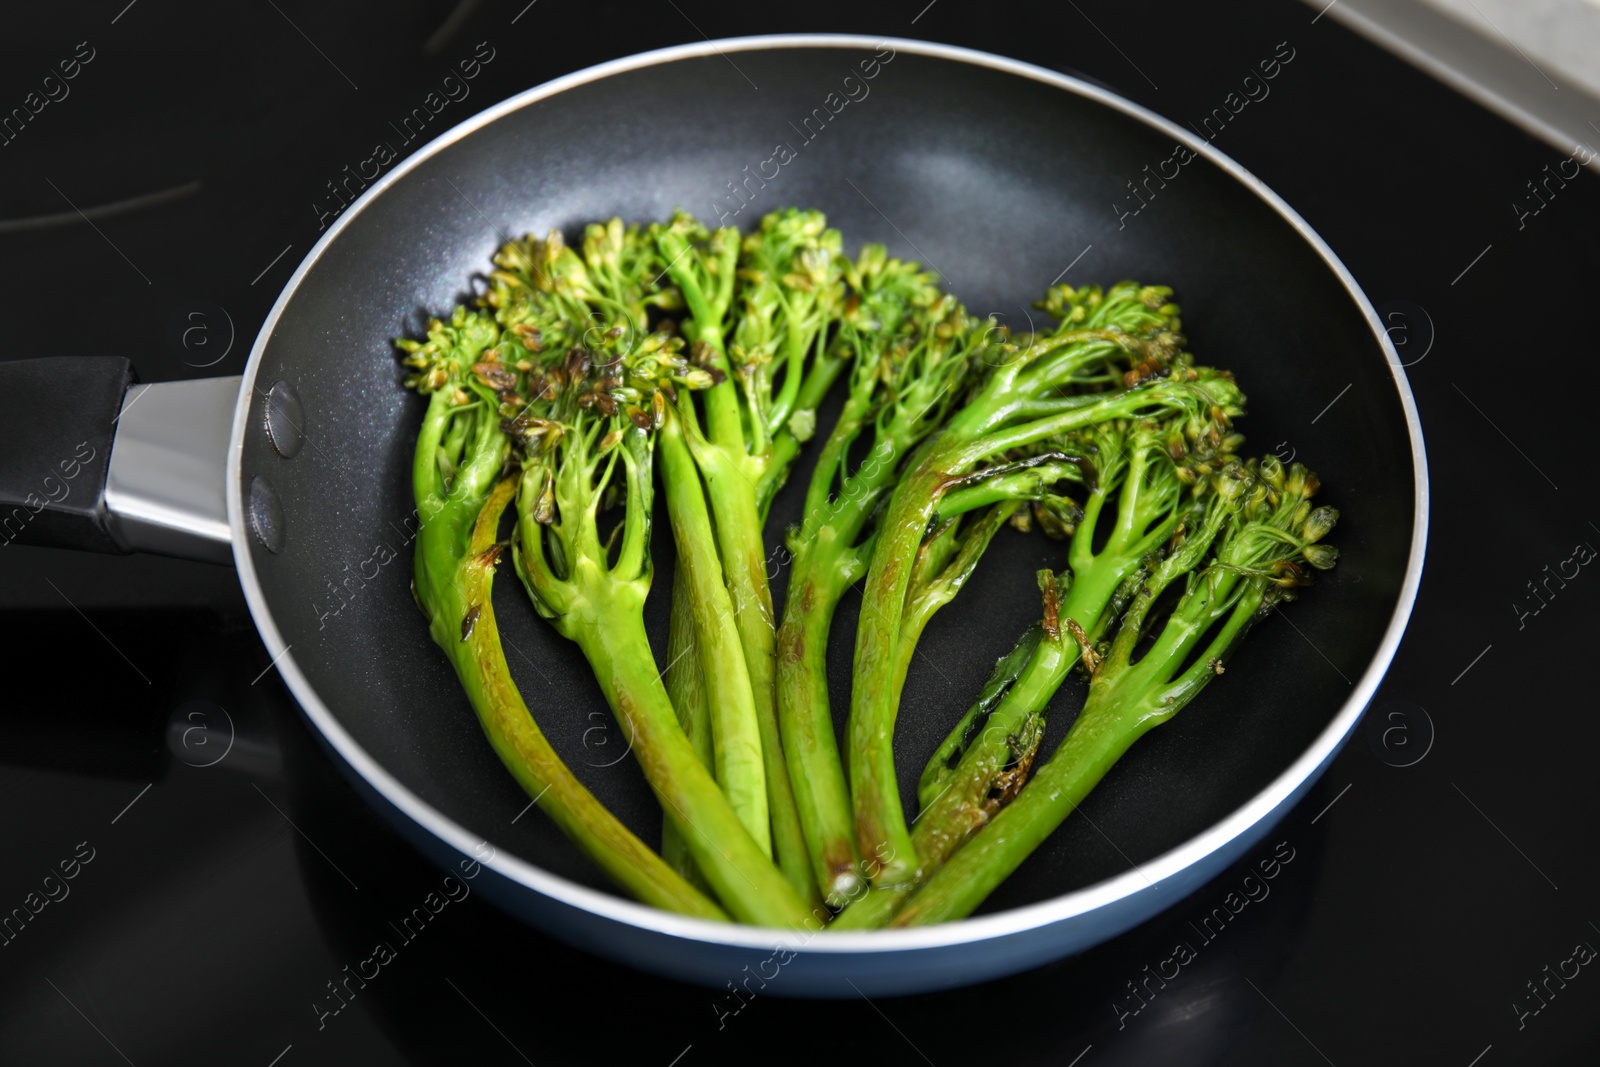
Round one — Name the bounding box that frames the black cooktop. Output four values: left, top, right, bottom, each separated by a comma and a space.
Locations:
3, 1, 1597, 1064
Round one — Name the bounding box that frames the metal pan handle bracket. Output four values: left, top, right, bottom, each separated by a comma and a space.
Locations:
105, 375, 238, 565
0, 356, 237, 565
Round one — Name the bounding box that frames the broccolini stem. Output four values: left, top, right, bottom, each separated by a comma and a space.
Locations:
661, 569, 715, 896
890, 454, 1338, 925
775, 536, 866, 905
757, 344, 848, 517
830, 603, 1065, 931
419, 473, 727, 921
849, 369, 1239, 887
889, 504, 1017, 710
889, 591, 1260, 927
772, 373, 909, 904
847, 458, 952, 886
656, 226, 744, 455
903, 607, 1069, 888
696, 448, 817, 904
658, 217, 833, 908
917, 623, 1044, 808
657, 416, 771, 857
851, 441, 1219, 925
561, 564, 814, 928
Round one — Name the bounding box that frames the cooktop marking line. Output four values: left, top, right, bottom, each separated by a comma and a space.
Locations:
511, 1, 538, 25
110, 782, 153, 825
1450, 244, 1492, 286
263, 0, 359, 91
1451, 643, 1492, 686
1452, 782, 1558, 890
1242, 976, 1336, 1066
111, 0, 138, 24
844, 978, 936, 1066
252, 783, 360, 890
667, 1045, 693, 1067
1310, 0, 1340, 24
265, 1045, 292, 1067
1066, 1045, 1092, 1067
251, 244, 294, 286
1309, 781, 1351, 825
42, 178, 152, 285
911, 1, 939, 25
0, 179, 201, 234
1066, 1, 1158, 90
44, 978, 136, 1066
1465, 1045, 1491, 1067
44, 577, 150, 684
1451, 384, 1557, 489
445, 977, 534, 1065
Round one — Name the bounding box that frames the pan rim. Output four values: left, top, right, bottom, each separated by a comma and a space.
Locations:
227, 33, 1429, 954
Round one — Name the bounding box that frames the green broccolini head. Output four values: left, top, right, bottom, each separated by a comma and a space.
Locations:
501, 330, 709, 455
650, 210, 741, 329
486, 219, 680, 355
398, 304, 502, 401
580, 217, 685, 318
841, 249, 987, 456
1111, 454, 1335, 648
727, 208, 847, 440
1038, 280, 1182, 336
840, 244, 942, 325
832, 244, 960, 414
936, 359, 1247, 541
787, 244, 979, 549
873, 296, 982, 441
1014, 401, 1232, 554
1213, 456, 1340, 592
503, 328, 714, 620
474, 220, 718, 605
485, 230, 599, 350
1000, 281, 1188, 392
396, 305, 517, 577
1101, 454, 1338, 697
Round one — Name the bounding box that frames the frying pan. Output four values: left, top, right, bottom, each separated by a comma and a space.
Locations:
0, 35, 1425, 997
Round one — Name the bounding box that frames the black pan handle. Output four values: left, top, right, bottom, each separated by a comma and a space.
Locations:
0, 356, 132, 553
0, 356, 238, 564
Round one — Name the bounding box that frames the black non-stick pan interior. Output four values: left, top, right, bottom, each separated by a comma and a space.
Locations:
239, 44, 1414, 917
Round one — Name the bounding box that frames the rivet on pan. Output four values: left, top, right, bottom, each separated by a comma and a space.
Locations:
248, 475, 286, 554
263, 380, 306, 458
